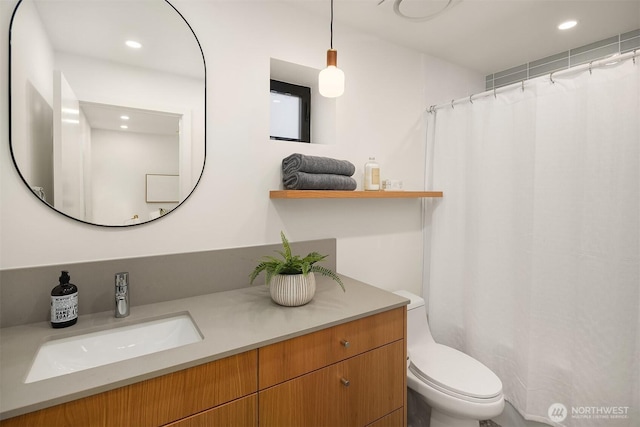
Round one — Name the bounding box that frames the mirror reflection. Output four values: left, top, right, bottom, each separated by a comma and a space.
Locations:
10, 0, 206, 226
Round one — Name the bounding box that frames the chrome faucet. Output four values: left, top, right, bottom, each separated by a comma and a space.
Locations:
115, 272, 129, 318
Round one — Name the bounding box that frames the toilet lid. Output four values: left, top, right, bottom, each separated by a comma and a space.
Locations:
409, 343, 502, 400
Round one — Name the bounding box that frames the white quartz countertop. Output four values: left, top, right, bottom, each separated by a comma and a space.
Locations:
0, 275, 408, 420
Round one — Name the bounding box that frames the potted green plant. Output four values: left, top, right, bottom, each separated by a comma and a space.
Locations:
250, 231, 345, 306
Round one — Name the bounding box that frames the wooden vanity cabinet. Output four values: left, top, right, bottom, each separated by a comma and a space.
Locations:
163, 395, 256, 427
0, 351, 258, 427
259, 306, 407, 427
2, 306, 406, 427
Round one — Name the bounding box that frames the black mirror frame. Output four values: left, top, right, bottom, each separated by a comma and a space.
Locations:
8, 0, 207, 227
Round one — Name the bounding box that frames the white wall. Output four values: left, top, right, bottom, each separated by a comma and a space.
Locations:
53, 70, 86, 219
91, 129, 178, 225
1, 1, 483, 297
8, 0, 54, 186
55, 52, 205, 190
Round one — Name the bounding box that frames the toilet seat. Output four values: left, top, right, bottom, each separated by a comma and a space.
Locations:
408, 343, 503, 403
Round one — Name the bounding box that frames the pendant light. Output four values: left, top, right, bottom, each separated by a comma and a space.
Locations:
318, 0, 345, 98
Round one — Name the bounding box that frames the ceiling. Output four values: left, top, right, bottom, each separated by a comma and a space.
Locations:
25, 1, 197, 136
31, 0, 205, 79
79, 102, 180, 136
292, 0, 640, 75
26, 0, 640, 78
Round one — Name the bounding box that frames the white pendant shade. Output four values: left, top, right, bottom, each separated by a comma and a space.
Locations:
319, 65, 345, 98
319, 49, 345, 98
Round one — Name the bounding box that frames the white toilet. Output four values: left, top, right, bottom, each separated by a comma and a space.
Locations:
394, 290, 504, 427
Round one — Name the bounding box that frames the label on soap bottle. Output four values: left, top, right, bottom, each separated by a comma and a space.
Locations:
371, 168, 380, 186
364, 157, 381, 190
51, 293, 78, 324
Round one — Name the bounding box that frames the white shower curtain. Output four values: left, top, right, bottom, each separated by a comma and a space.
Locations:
426, 57, 639, 426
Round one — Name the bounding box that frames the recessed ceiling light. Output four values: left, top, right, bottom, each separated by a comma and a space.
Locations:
120, 125, 129, 129
125, 40, 142, 49
120, 115, 130, 120
558, 20, 577, 30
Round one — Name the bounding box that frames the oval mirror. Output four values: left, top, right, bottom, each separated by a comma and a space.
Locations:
9, 0, 206, 226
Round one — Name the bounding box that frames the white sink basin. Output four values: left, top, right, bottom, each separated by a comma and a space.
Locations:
25, 313, 202, 383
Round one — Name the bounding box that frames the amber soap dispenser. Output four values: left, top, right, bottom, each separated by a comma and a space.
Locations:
50, 270, 78, 328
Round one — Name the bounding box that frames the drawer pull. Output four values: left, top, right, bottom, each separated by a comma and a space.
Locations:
340, 339, 350, 348
340, 378, 350, 387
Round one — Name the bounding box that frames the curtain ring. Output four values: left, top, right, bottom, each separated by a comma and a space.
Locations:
469, 94, 474, 104
589, 61, 593, 74
451, 99, 455, 109
521, 81, 525, 92
550, 72, 555, 84
494, 87, 497, 98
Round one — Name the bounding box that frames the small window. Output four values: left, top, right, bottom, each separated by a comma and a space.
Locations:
270, 80, 310, 143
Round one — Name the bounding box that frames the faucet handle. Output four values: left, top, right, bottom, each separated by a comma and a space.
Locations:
115, 272, 129, 291
115, 272, 130, 318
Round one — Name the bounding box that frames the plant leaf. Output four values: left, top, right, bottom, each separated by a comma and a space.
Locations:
280, 231, 292, 260
310, 265, 345, 292
249, 262, 268, 284
249, 231, 345, 292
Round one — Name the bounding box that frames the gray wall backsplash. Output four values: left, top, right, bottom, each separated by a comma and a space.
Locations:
0, 238, 337, 328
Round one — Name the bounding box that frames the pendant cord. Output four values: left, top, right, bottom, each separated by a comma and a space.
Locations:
330, 0, 334, 49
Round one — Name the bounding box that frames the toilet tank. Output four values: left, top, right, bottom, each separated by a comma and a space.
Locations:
393, 290, 425, 311
393, 290, 434, 347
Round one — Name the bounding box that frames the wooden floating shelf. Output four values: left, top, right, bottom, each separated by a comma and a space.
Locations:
270, 190, 443, 199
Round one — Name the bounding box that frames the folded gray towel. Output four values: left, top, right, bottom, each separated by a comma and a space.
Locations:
284, 172, 357, 190
282, 153, 355, 177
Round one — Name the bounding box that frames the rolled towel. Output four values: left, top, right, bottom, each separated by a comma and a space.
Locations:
284, 172, 357, 190
282, 153, 355, 177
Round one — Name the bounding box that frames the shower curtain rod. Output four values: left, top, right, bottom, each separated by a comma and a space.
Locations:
427, 49, 638, 113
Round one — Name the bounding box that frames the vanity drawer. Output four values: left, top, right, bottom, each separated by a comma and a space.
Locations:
259, 340, 405, 427
0, 350, 257, 427
259, 307, 404, 389
163, 394, 257, 427
367, 409, 404, 427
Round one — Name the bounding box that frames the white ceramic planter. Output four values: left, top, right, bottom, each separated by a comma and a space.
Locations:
269, 273, 316, 307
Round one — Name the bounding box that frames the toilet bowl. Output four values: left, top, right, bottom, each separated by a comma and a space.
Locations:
394, 290, 504, 427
